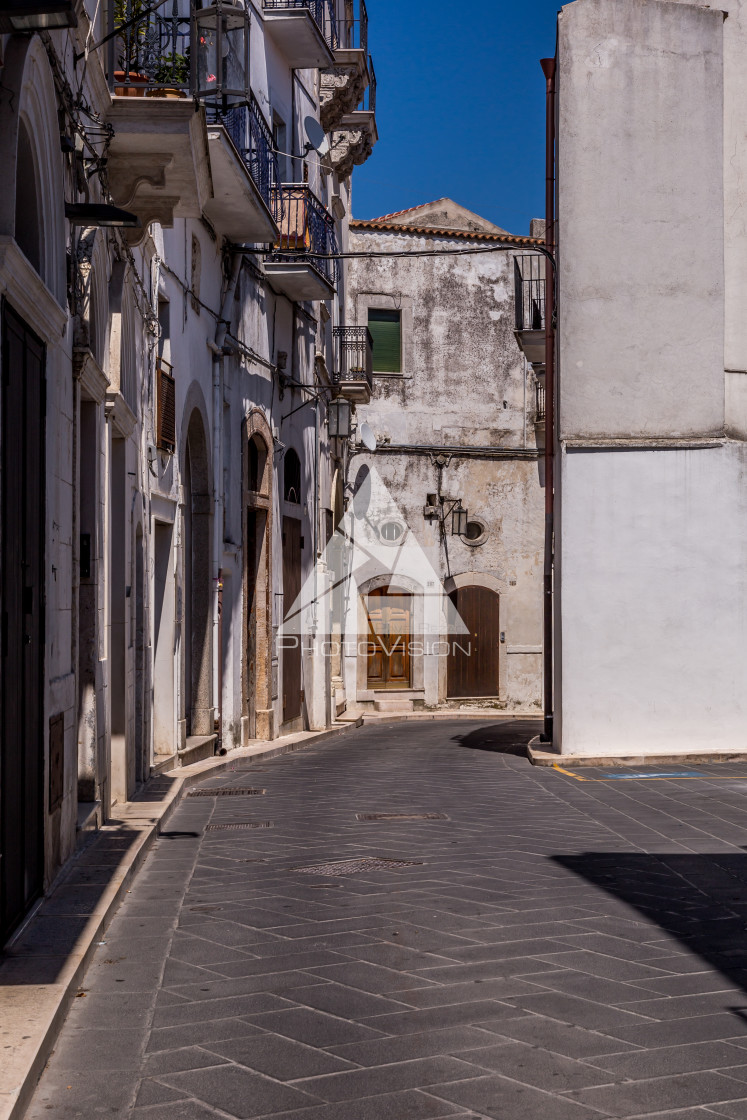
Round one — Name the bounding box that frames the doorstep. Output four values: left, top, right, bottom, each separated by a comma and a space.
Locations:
528, 735, 747, 768
0, 718, 361, 1120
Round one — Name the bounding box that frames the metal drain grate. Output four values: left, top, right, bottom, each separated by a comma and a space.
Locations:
188, 788, 265, 797
290, 857, 424, 876
356, 813, 449, 821
205, 821, 274, 831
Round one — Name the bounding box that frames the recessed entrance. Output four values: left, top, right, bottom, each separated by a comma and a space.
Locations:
447, 585, 500, 698
1, 303, 45, 942
366, 587, 412, 689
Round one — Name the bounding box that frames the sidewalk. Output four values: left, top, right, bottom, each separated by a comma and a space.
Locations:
0, 722, 362, 1120
18, 717, 747, 1119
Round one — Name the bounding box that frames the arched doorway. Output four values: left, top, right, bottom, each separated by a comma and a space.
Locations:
367, 586, 412, 689
183, 410, 212, 737
282, 447, 303, 725
243, 416, 273, 740
447, 585, 500, 698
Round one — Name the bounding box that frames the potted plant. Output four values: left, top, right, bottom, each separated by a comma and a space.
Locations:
147, 47, 190, 98
113, 0, 149, 95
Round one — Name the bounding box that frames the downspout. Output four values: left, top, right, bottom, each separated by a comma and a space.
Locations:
210, 252, 242, 754
540, 56, 556, 744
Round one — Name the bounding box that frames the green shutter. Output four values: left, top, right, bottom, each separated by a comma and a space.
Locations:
368, 309, 401, 373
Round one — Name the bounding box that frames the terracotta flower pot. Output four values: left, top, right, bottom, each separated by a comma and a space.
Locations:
145, 87, 188, 100
113, 71, 149, 96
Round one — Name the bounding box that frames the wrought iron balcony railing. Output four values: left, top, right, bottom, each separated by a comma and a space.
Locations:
209, 97, 281, 218
263, 0, 337, 50
156, 358, 176, 452
338, 0, 366, 52
514, 255, 545, 332
535, 381, 546, 423
270, 184, 339, 287
109, 0, 191, 93
363, 54, 376, 112
332, 326, 373, 389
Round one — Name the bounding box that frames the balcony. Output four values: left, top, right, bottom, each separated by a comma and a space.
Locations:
263, 0, 336, 68
319, 0, 368, 132
105, 1, 212, 235
329, 56, 378, 178
203, 99, 280, 242
156, 358, 176, 453
514, 255, 546, 367
332, 326, 372, 403
264, 185, 338, 301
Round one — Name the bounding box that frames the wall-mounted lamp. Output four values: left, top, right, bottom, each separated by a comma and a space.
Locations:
451, 504, 469, 537
0, 0, 76, 32
328, 396, 351, 439
65, 202, 141, 228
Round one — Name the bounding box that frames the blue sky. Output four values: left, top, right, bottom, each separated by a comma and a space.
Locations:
352, 0, 561, 236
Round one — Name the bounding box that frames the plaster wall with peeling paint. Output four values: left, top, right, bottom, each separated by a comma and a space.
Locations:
344, 210, 545, 713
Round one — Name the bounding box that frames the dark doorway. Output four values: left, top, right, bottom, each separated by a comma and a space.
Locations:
282, 516, 302, 723
183, 411, 211, 737
448, 585, 500, 698
367, 587, 412, 689
1, 303, 45, 943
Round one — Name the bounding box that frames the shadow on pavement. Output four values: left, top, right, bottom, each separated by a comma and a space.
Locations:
452, 720, 542, 755
555, 852, 747, 1003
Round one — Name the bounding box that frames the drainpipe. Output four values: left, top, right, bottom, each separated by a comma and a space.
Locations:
210, 252, 242, 754
540, 56, 556, 744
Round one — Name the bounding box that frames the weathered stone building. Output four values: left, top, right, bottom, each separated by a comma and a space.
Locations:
0, 0, 377, 942
344, 200, 545, 714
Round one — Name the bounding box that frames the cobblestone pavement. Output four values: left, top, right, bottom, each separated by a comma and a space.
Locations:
25, 719, 747, 1120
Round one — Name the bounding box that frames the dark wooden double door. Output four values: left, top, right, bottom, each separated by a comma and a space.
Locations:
282, 517, 302, 722
1, 304, 45, 942
448, 586, 500, 698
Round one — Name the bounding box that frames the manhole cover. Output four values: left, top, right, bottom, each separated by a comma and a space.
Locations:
205, 822, 274, 831
290, 857, 424, 876
356, 813, 449, 821
188, 788, 265, 797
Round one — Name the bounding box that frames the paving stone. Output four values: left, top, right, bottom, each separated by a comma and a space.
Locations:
202, 1033, 355, 1080
362, 999, 527, 1035
426, 1073, 604, 1120
330, 1026, 505, 1066
50, 1026, 146, 1071
146, 1019, 267, 1054
295, 1055, 487, 1102
247, 1089, 469, 1120
476, 1013, 643, 1058
244, 1006, 386, 1047
132, 1101, 222, 1120
460, 1040, 617, 1091
568, 1072, 747, 1115
588, 1041, 747, 1080
158, 1064, 320, 1116
143, 1046, 231, 1075
133, 1079, 190, 1107
151, 992, 292, 1028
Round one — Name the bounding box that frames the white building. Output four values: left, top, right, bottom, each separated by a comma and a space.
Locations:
0, 0, 377, 942
546, 0, 747, 758
344, 200, 545, 715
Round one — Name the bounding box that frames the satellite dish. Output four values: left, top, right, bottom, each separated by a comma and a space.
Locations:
359, 422, 377, 451
304, 115, 329, 157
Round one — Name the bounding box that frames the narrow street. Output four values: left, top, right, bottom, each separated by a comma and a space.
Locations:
26, 718, 747, 1120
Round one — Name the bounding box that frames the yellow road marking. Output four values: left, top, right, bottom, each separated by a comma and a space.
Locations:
551, 766, 747, 783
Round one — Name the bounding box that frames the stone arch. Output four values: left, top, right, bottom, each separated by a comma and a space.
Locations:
0, 36, 66, 303
242, 408, 274, 741
182, 407, 213, 738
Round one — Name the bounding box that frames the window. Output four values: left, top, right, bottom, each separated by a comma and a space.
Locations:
379, 519, 405, 544
283, 448, 301, 503
368, 308, 401, 373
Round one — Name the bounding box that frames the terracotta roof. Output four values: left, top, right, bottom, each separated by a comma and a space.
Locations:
366, 199, 449, 222
349, 218, 543, 247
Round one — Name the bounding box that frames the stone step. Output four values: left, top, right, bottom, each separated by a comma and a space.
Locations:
374, 698, 414, 713
178, 734, 217, 767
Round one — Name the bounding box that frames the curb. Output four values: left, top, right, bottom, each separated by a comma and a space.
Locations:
0, 720, 360, 1120
527, 735, 747, 768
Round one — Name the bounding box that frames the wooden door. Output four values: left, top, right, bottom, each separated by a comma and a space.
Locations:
1, 303, 45, 942
447, 586, 500, 698
367, 587, 411, 689
282, 516, 302, 722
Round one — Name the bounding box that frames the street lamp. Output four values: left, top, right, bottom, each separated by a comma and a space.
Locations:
451, 504, 469, 537
65, 202, 141, 228
193, 0, 250, 109
0, 0, 77, 31
328, 396, 351, 439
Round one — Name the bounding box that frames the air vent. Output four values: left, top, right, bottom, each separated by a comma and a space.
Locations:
188, 788, 265, 797
205, 821, 273, 831
356, 813, 448, 821
290, 857, 424, 876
